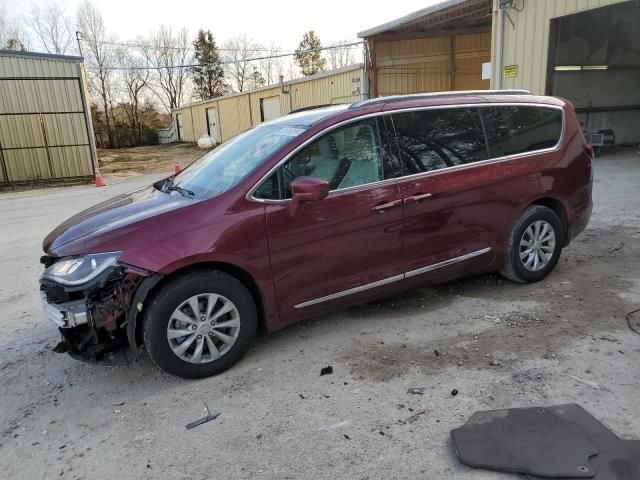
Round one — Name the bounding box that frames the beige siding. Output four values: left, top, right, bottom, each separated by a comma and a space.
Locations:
492, 0, 626, 93
374, 32, 491, 96
172, 66, 364, 144
0, 52, 94, 183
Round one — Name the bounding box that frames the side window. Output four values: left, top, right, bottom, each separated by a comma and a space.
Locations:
481, 106, 563, 158
282, 119, 384, 197
391, 108, 488, 177
253, 171, 279, 200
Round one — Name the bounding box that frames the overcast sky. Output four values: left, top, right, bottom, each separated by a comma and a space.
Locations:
7, 0, 439, 50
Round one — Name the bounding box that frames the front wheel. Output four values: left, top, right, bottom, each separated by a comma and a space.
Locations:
143, 270, 257, 378
500, 205, 564, 284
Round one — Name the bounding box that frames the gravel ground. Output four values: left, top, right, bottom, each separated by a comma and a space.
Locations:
0, 150, 639, 480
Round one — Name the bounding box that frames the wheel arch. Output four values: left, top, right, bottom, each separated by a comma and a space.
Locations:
130, 262, 267, 348
528, 197, 570, 245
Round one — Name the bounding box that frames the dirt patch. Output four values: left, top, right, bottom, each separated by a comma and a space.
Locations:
98, 143, 206, 177
340, 226, 639, 382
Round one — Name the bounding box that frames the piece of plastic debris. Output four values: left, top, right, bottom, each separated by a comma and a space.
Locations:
434, 349, 441, 356
185, 402, 221, 430
407, 388, 425, 395
344, 434, 351, 440
320, 366, 333, 376
451, 389, 459, 396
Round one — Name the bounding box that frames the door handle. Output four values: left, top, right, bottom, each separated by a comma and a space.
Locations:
370, 199, 402, 213
403, 193, 432, 205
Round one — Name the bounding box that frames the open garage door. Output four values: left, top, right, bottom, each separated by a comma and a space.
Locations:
260, 96, 281, 122
546, 1, 640, 147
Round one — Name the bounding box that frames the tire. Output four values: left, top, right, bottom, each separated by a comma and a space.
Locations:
500, 205, 565, 284
143, 270, 257, 379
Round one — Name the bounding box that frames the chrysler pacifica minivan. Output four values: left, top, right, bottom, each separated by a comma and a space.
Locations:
40, 91, 593, 378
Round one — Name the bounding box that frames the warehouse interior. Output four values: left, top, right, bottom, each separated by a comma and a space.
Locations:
358, 0, 492, 97
547, 1, 640, 145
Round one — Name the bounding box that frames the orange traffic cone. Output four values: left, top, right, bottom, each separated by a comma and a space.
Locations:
94, 165, 106, 187
174, 158, 181, 174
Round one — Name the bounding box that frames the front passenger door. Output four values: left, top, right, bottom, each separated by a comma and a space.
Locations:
254, 118, 404, 323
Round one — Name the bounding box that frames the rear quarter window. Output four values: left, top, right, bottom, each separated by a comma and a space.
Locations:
481, 106, 563, 158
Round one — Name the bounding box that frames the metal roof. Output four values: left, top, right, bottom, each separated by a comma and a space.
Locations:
357, 0, 492, 38
0, 49, 83, 63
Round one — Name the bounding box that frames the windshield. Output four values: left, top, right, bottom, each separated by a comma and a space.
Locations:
170, 124, 307, 199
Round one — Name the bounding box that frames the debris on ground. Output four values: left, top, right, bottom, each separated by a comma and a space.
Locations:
320, 366, 333, 376
608, 242, 625, 253
185, 402, 221, 430
570, 375, 601, 390
407, 388, 425, 395
627, 307, 640, 335
451, 389, 459, 396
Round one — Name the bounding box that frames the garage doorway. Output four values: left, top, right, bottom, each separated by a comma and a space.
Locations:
546, 1, 640, 146
260, 96, 281, 122
206, 107, 220, 144
176, 113, 185, 141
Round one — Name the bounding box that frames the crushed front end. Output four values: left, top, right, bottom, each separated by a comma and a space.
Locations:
39, 252, 159, 363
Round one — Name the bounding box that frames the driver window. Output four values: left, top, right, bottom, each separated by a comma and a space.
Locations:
282, 119, 383, 198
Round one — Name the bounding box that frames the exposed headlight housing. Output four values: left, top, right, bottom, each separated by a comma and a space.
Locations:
42, 252, 122, 286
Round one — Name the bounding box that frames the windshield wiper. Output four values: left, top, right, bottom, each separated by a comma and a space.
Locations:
162, 177, 194, 198
166, 184, 195, 198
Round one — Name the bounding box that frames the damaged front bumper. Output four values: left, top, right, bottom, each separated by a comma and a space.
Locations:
39, 256, 160, 363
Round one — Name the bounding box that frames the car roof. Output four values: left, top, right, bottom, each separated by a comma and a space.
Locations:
271, 91, 565, 129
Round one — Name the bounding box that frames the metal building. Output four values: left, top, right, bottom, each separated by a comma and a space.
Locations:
0, 50, 97, 185
172, 64, 366, 144
358, 0, 493, 97
492, 0, 639, 144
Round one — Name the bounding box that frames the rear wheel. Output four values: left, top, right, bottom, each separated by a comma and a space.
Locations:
143, 270, 257, 378
501, 205, 564, 284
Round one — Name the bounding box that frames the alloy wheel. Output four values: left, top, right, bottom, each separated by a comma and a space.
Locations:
166, 293, 241, 364
519, 220, 556, 272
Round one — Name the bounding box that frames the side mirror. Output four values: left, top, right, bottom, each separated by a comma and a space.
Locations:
291, 176, 329, 204
288, 177, 329, 217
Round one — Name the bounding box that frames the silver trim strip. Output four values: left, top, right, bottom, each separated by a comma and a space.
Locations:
294, 274, 404, 309
404, 247, 492, 279
247, 102, 565, 204
294, 247, 491, 309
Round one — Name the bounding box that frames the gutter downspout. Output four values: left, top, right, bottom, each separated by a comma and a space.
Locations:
495, 0, 505, 90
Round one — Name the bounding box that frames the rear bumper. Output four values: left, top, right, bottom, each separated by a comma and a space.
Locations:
567, 182, 593, 241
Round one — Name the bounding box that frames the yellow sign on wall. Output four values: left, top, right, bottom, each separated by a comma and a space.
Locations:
504, 65, 518, 78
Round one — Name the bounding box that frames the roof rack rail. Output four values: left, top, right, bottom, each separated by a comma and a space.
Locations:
349, 90, 532, 109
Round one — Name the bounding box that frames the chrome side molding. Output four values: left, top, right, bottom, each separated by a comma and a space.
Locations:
294, 247, 491, 309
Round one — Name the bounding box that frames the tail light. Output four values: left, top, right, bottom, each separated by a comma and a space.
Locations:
584, 143, 594, 158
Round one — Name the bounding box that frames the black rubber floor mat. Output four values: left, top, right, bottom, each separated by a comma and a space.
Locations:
525, 404, 640, 480
451, 406, 598, 478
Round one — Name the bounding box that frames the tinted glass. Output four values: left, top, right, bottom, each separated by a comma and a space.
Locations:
391, 108, 488, 176
481, 106, 563, 158
171, 124, 306, 199
282, 118, 383, 197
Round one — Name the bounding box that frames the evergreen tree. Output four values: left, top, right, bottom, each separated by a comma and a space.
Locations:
191, 29, 227, 100
294, 31, 326, 76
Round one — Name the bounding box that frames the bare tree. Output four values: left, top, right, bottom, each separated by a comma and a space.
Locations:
77, 0, 116, 147
143, 25, 191, 112
325, 40, 356, 70
223, 34, 260, 92
1, 2, 30, 50
258, 42, 284, 85
28, 1, 74, 54
116, 47, 149, 143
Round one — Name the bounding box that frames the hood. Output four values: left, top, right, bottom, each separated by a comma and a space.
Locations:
43, 185, 192, 256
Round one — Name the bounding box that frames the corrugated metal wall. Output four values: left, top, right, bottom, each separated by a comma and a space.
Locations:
172, 65, 365, 144
492, 0, 626, 93
374, 32, 491, 96
0, 51, 95, 184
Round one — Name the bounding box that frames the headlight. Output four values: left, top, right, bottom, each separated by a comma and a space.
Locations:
42, 252, 122, 286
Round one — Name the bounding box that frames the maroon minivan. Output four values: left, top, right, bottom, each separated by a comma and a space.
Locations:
40, 91, 593, 378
